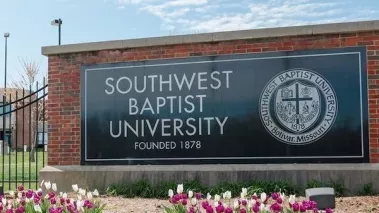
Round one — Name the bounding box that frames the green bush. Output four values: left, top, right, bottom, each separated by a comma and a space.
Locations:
358, 183, 376, 196
107, 178, 378, 198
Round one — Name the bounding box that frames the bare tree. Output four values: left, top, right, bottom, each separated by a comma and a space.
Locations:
10, 57, 46, 162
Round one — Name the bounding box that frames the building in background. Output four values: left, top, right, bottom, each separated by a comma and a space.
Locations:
0, 88, 47, 150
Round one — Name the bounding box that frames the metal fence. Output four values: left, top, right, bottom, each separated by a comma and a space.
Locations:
0, 80, 48, 193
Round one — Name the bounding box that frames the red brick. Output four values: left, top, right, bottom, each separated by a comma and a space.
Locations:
246, 48, 262, 53
262, 47, 277, 52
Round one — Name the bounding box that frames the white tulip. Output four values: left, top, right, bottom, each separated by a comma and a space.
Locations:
247, 200, 252, 209
206, 193, 211, 200
233, 199, 239, 209
72, 184, 79, 192
225, 191, 232, 199
260, 192, 267, 202
280, 192, 285, 201
188, 190, 193, 198
37, 188, 42, 193
40, 180, 44, 187
44, 181, 51, 190
34, 205, 42, 212
79, 188, 86, 196
168, 189, 174, 198
44, 194, 49, 199
176, 184, 184, 194
214, 201, 219, 207
63, 193, 68, 199
93, 189, 99, 197
25, 198, 31, 203
242, 188, 247, 195
18, 192, 23, 199
191, 198, 197, 206
87, 192, 93, 200
77, 200, 83, 209
1, 198, 6, 205
240, 192, 245, 199
288, 195, 296, 205
214, 194, 221, 202
9, 191, 15, 197
77, 195, 83, 201
52, 183, 57, 192
251, 199, 256, 205
260, 203, 265, 211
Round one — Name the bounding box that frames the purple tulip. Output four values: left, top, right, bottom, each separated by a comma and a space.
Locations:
87, 201, 94, 209
303, 201, 312, 210
300, 204, 306, 212
50, 198, 57, 205
271, 192, 279, 200
292, 202, 300, 212
309, 201, 317, 209
253, 204, 260, 213
182, 193, 188, 199
241, 199, 247, 206
6, 209, 13, 213
16, 206, 25, 213
252, 194, 258, 200
172, 194, 181, 204
182, 199, 188, 206
20, 199, 26, 206
206, 205, 214, 213
270, 202, 282, 212
17, 185, 24, 192
188, 207, 195, 213
216, 204, 225, 213
26, 190, 33, 199
195, 193, 202, 200
240, 208, 246, 213
37, 191, 43, 197
326, 208, 333, 213
225, 207, 233, 213
48, 192, 56, 199
277, 197, 283, 204
0, 205, 3, 211
202, 201, 209, 209
34, 196, 40, 204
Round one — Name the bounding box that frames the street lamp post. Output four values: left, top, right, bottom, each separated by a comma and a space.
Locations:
4, 33, 9, 92
3, 33, 9, 153
51, 18, 62, 45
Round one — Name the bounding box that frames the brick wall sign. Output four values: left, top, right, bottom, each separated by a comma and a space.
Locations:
80, 46, 368, 165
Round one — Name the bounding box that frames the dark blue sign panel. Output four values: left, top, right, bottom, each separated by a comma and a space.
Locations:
80, 46, 368, 165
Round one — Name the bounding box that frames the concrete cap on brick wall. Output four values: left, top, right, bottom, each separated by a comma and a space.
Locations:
41, 20, 379, 56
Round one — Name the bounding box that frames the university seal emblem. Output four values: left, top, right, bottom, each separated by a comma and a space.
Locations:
259, 69, 338, 145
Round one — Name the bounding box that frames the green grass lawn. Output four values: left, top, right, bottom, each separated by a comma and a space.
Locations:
0, 150, 47, 191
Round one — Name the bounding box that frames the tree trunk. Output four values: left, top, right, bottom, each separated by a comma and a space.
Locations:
29, 145, 36, 162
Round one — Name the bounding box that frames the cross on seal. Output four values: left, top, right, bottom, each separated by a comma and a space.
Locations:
282, 83, 313, 124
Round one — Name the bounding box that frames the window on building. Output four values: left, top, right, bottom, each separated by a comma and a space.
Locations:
38, 132, 48, 145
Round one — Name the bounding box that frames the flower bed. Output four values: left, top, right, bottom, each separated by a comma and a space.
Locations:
163, 184, 334, 213
0, 181, 104, 213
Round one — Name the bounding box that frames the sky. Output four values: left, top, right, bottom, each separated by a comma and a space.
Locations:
0, 0, 379, 89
